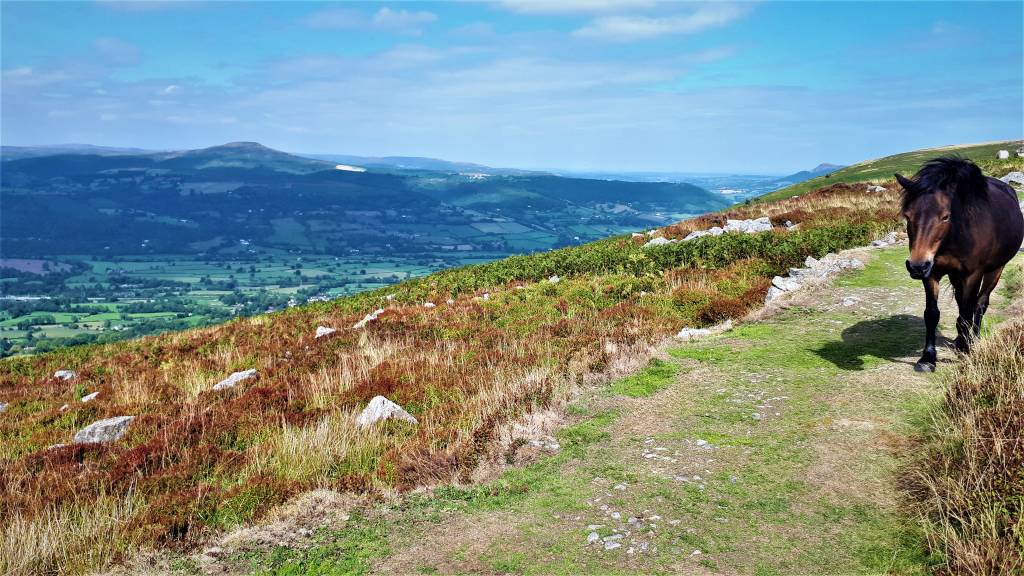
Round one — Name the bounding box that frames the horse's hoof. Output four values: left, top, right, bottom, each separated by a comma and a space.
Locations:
914, 361, 936, 373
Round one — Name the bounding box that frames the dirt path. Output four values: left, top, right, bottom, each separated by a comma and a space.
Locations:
184, 246, 1020, 576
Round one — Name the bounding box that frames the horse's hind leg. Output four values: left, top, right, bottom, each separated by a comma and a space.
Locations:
972, 267, 1004, 338
915, 275, 942, 372
953, 271, 984, 353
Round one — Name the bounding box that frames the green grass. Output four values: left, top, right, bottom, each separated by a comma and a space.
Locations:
606, 358, 679, 398
759, 140, 1023, 202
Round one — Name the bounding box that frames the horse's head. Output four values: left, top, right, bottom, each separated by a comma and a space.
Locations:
896, 172, 952, 280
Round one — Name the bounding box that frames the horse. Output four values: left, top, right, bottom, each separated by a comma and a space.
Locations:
895, 157, 1024, 372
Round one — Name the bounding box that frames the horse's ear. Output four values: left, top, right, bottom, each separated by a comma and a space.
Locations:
895, 173, 917, 192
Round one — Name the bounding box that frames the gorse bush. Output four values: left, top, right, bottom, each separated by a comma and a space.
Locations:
0, 182, 904, 574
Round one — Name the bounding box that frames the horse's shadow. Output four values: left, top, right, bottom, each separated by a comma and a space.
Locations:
814, 314, 952, 371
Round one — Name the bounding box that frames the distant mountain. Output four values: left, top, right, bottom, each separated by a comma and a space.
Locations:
301, 153, 546, 176
0, 143, 156, 160
767, 163, 845, 188
1, 142, 727, 257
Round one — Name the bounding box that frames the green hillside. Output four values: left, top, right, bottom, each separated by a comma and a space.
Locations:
758, 140, 1023, 202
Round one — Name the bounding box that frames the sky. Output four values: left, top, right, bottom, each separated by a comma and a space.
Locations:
1, 1, 1021, 174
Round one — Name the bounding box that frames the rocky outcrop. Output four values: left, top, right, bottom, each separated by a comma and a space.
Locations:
649, 217, 774, 246
315, 326, 337, 339
1000, 171, 1024, 188
54, 370, 76, 381
352, 309, 384, 330
765, 253, 865, 303
213, 369, 257, 391
356, 396, 418, 428
73, 416, 134, 444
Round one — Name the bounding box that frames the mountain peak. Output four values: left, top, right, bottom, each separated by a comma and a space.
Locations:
811, 163, 842, 173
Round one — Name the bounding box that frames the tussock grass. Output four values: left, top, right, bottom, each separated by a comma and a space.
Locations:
902, 320, 1024, 574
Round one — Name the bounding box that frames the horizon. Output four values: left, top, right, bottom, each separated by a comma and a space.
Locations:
2, 1, 1023, 173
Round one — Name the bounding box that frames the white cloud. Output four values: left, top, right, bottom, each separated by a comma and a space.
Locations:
575, 4, 749, 40
500, 0, 654, 14
302, 7, 437, 34
92, 37, 142, 66
371, 7, 437, 31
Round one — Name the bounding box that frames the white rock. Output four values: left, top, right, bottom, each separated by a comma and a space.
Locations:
423, 302, 436, 309
588, 532, 600, 544
643, 236, 677, 248
724, 216, 772, 234
804, 256, 819, 267
356, 395, 418, 427
352, 308, 385, 329
1000, 171, 1024, 186
765, 286, 785, 303
998, 150, 1010, 159
683, 226, 724, 241
213, 369, 257, 391
0, 402, 7, 413
549, 275, 561, 283
841, 297, 859, 307
73, 416, 134, 444
81, 391, 99, 403
771, 276, 801, 292
315, 326, 337, 339
689, 549, 703, 557
867, 185, 887, 193
604, 541, 622, 551
631, 232, 644, 239
676, 327, 711, 341
385, 294, 396, 301
54, 370, 76, 381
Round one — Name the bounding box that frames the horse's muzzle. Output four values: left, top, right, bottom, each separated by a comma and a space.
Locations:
906, 259, 933, 279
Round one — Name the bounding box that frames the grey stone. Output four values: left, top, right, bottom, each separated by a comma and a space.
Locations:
356, 395, 418, 427
73, 416, 134, 444
643, 236, 676, 248
54, 370, 76, 381
315, 326, 337, 338
81, 391, 100, 403
587, 532, 600, 544
213, 369, 257, 391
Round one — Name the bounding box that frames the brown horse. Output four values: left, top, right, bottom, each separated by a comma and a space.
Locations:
896, 157, 1023, 372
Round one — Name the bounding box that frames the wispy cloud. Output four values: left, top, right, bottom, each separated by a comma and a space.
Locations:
500, 0, 654, 14
574, 4, 749, 41
303, 7, 437, 35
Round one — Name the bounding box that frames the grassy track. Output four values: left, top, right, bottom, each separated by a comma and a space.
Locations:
209, 247, 1021, 576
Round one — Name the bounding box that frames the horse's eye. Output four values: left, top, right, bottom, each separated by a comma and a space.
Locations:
942, 215, 951, 222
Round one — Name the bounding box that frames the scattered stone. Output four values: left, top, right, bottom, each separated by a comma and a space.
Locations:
998, 149, 1010, 159
604, 541, 622, 551
682, 226, 724, 241
423, 302, 436, 309
689, 549, 703, 557
549, 275, 561, 283
356, 395, 418, 427
1000, 171, 1024, 187
385, 294, 396, 301
771, 276, 801, 292
588, 532, 600, 544
631, 232, 644, 239
315, 326, 337, 338
352, 308, 385, 329
60, 404, 69, 411
643, 236, 676, 248
841, 297, 859, 307
213, 369, 257, 391
675, 327, 711, 341
73, 416, 134, 444
867, 185, 887, 193
54, 370, 76, 381
0, 402, 6, 413
751, 413, 763, 421
81, 391, 99, 403
723, 216, 772, 234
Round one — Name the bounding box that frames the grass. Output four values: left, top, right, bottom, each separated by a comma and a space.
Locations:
606, 358, 679, 398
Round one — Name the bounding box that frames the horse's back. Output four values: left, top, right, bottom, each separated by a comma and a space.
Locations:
985, 176, 1024, 259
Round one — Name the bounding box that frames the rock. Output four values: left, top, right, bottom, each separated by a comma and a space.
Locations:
765, 286, 785, 303
676, 327, 711, 341
549, 275, 560, 283
1000, 171, 1024, 187
385, 294, 396, 301
682, 226, 724, 241
631, 232, 644, 239
73, 416, 134, 444
804, 256, 819, 268
867, 185, 887, 193
54, 370, 76, 381
604, 541, 622, 551
352, 308, 385, 329
588, 532, 600, 544
771, 276, 801, 292
356, 395, 418, 427
315, 326, 337, 339
841, 297, 859, 307
213, 369, 257, 391
724, 216, 772, 234
0, 402, 7, 413
81, 391, 99, 403
998, 150, 1010, 159
689, 549, 703, 557
643, 237, 676, 248
423, 302, 436, 309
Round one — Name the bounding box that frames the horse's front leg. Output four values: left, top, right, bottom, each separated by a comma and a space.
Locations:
954, 272, 984, 354
972, 268, 1004, 338
915, 275, 941, 372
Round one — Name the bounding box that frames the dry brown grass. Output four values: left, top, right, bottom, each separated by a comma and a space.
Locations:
902, 320, 1024, 575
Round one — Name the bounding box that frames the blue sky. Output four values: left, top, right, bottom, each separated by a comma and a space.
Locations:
2, 1, 1021, 173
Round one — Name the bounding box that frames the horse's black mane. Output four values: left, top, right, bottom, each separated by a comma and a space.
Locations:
901, 156, 988, 211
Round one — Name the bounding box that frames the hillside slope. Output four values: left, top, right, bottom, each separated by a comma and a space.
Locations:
758, 140, 1022, 202
0, 144, 1020, 574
